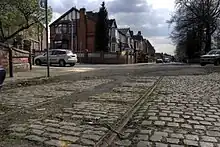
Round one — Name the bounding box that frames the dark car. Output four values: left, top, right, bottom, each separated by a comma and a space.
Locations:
200, 49, 220, 66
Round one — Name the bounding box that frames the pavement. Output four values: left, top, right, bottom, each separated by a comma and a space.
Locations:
1, 64, 220, 147
4, 63, 155, 84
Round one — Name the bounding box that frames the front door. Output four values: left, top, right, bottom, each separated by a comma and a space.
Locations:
50, 50, 58, 63
42, 51, 52, 63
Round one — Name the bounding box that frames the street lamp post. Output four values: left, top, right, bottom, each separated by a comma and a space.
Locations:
39, 0, 50, 77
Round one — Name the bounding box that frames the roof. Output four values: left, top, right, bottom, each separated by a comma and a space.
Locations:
118, 28, 130, 35
118, 30, 126, 36
49, 7, 79, 27
133, 35, 143, 41
146, 40, 153, 48
108, 19, 117, 28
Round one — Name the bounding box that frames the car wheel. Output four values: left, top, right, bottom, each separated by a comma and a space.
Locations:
35, 59, 41, 66
200, 63, 206, 66
59, 60, 66, 67
214, 60, 220, 66
70, 63, 75, 66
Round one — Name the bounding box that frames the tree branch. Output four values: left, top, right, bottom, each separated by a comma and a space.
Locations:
2, 21, 36, 42
0, 21, 5, 39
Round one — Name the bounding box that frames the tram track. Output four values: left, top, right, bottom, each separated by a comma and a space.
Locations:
95, 76, 163, 147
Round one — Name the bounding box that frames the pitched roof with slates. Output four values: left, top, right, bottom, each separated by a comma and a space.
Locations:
118, 28, 130, 35
108, 19, 117, 28
49, 7, 79, 27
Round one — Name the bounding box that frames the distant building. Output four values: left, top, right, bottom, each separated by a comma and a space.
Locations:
49, 7, 97, 52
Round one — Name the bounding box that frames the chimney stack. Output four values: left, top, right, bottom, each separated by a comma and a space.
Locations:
79, 8, 86, 52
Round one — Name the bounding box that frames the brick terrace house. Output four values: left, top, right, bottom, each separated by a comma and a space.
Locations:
49, 7, 97, 53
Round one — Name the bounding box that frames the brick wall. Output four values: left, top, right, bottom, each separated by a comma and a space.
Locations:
0, 48, 9, 69
86, 18, 96, 52
0, 45, 29, 72
77, 52, 134, 64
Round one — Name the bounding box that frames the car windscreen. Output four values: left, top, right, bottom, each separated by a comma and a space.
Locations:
207, 50, 217, 55
216, 51, 220, 54
67, 51, 73, 54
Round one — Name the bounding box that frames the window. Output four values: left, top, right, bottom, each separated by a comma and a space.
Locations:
52, 51, 58, 55
54, 41, 62, 49
67, 51, 73, 54
62, 24, 67, 33
115, 29, 118, 38
69, 24, 76, 34
208, 50, 217, 55
112, 29, 115, 37
58, 51, 66, 55
55, 24, 69, 34
112, 44, 116, 52
55, 24, 62, 34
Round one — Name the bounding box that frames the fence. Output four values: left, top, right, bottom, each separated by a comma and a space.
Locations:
0, 43, 30, 77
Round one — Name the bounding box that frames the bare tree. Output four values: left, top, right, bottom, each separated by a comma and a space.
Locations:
169, 0, 220, 55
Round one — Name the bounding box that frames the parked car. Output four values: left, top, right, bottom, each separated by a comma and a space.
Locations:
164, 58, 170, 63
200, 49, 220, 66
34, 49, 78, 67
156, 58, 163, 63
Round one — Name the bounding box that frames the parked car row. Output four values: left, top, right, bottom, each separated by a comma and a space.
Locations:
156, 58, 171, 63
34, 49, 78, 67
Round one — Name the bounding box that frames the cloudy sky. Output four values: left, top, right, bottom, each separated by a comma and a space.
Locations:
49, 0, 175, 55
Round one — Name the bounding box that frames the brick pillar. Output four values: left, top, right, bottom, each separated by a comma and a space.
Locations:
79, 8, 86, 52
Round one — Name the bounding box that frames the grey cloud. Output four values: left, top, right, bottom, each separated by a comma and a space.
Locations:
106, 0, 171, 37
108, 0, 151, 13
130, 25, 169, 37
50, 0, 102, 14
50, 0, 76, 13
50, 0, 171, 37
113, 12, 165, 27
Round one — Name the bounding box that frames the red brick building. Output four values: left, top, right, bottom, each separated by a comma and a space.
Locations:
49, 7, 97, 53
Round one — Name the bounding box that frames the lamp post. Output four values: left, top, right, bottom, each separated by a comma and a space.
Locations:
39, 0, 50, 77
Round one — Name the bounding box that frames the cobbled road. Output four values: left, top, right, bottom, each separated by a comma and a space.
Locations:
1, 64, 220, 147
113, 73, 220, 147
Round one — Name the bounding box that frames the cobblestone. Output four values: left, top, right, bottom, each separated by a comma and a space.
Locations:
5, 76, 160, 146
89, 92, 141, 103
200, 142, 214, 147
167, 138, 180, 144
7, 101, 130, 146
201, 136, 218, 142
25, 135, 47, 142
115, 140, 132, 146
0, 79, 113, 110
137, 141, 152, 147
112, 74, 220, 146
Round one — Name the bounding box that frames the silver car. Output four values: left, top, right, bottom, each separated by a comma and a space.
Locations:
200, 49, 220, 66
34, 49, 78, 67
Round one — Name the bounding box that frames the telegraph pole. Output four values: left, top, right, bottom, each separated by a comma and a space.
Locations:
39, 0, 50, 77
